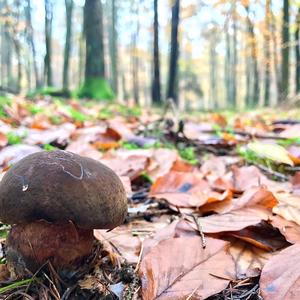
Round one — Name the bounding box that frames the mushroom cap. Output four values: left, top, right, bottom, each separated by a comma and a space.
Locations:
0, 150, 127, 229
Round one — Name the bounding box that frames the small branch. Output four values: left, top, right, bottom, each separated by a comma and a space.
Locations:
192, 214, 206, 249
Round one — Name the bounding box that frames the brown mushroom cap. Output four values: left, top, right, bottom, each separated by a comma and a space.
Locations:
0, 150, 127, 229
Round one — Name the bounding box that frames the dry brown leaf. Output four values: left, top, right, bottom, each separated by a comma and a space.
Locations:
227, 221, 289, 251
151, 171, 230, 208
101, 156, 148, 180
0, 144, 41, 167
270, 215, 300, 244
66, 140, 102, 160
232, 165, 269, 191
147, 148, 178, 180
200, 186, 277, 214
195, 207, 271, 233
139, 236, 235, 300
273, 193, 300, 225
260, 244, 300, 300
150, 171, 205, 194
94, 226, 142, 264
229, 238, 273, 279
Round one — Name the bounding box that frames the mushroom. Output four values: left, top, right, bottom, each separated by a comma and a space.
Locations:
0, 150, 127, 278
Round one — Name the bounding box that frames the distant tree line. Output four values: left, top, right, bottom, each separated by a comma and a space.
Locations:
0, 0, 299, 109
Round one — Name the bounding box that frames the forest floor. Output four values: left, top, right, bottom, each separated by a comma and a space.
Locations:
0, 96, 300, 299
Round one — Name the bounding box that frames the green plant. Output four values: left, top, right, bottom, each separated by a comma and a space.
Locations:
178, 147, 198, 165
77, 78, 115, 101
69, 107, 88, 122
43, 144, 56, 151
7, 132, 24, 145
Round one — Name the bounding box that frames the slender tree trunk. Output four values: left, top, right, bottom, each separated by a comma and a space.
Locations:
244, 4, 259, 107
131, 2, 140, 105
166, 0, 180, 104
280, 0, 289, 100
209, 29, 218, 108
295, 6, 300, 93
152, 0, 161, 105
225, 29, 231, 107
264, 0, 271, 105
25, 0, 40, 89
44, 0, 53, 86
84, 0, 105, 79
270, 0, 281, 103
63, 0, 73, 91
109, 0, 118, 95
231, 1, 237, 107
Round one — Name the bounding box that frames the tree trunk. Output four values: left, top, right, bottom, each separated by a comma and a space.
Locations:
208, 28, 218, 109
264, 0, 271, 105
270, 0, 281, 104
44, 0, 53, 86
13, 0, 22, 92
225, 29, 231, 108
109, 0, 118, 95
63, 0, 73, 91
230, 1, 237, 108
84, 0, 105, 79
25, 0, 40, 89
295, 6, 300, 93
151, 0, 161, 105
166, 0, 180, 104
280, 0, 289, 100
244, 3, 259, 107
131, 2, 140, 105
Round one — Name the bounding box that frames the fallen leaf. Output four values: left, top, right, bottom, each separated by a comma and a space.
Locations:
194, 207, 271, 233
139, 236, 235, 300
101, 155, 148, 180
273, 194, 300, 225
260, 243, 300, 300
0, 132, 7, 148
232, 165, 269, 192
0, 144, 41, 167
270, 215, 300, 244
227, 221, 290, 251
247, 142, 294, 166
228, 238, 273, 279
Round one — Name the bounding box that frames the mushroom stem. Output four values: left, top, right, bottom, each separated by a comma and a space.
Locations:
6, 220, 94, 278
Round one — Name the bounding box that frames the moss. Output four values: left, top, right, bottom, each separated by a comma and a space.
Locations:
77, 78, 114, 101
26, 87, 70, 98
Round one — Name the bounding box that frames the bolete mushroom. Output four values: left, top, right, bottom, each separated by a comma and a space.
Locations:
0, 150, 127, 278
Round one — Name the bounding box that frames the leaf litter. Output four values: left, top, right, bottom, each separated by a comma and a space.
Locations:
0, 97, 300, 299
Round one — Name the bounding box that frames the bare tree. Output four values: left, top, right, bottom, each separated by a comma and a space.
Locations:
25, 0, 41, 89
166, 0, 180, 104
44, 0, 53, 86
151, 0, 161, 105
63, 0, 74, 92
280, 0, 289, 100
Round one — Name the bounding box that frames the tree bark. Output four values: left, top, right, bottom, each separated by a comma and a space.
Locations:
295, 6, 300, 93
63, 0, 73, 91
230, 1, 237, 108
25, 0, 40, 89
109, 0, 118, 95
44, 0, 53, 86
131, 2, 140, 105
244, 3, 259, 107
166, 0, 180, 104
151, 0, 161, 105
84, 0, 105, 79
264, 0, 271, 105
280, 0, 289, 100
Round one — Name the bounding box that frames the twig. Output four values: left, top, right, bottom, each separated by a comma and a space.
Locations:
256, 163, 289, 181
192, 215, 206, 249
134, 244, 144, 273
